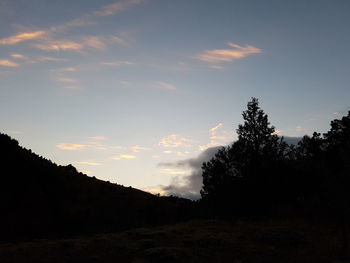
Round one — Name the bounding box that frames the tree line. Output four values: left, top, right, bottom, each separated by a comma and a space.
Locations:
200, 98, 350, 223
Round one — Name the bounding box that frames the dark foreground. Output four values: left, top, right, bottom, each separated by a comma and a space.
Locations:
0, 219, 348, 263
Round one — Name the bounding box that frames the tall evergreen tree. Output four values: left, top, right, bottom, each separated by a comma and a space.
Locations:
201, 98, 287, 214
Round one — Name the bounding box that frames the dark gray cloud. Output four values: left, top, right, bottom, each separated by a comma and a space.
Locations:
158, 136, 302, 200
158, 146, 222, 200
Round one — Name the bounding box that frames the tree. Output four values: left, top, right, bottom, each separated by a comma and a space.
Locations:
201, 98, 287, 215
236, 97, 287, 168
323, 111, 350, 258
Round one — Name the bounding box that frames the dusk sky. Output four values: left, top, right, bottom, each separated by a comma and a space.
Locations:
1, 0, 350, 197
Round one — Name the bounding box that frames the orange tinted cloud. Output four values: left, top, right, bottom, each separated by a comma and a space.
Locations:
197, 42, 262, 63
159, 134, 192, 148
95, 0, 143, 16
83, 36, 107, 50
0, 31, 45, 45
56, 143, 87, 150
34, 40, 83, 51
0, 59, 19, 67
111, 154, 136, 160
56, 77, 77, 83
10, 53, 26, 59
76, 161, 103, 166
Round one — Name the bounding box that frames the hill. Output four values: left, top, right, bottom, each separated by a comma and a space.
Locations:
0, 133, 194, 243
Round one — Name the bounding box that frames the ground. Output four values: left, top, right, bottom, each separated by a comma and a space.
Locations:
0, 219, 348, 263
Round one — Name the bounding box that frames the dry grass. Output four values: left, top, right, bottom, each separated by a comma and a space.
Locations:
0, 218, 348, 263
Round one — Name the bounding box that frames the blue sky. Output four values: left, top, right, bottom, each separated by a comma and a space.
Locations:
1, 0, 350, 197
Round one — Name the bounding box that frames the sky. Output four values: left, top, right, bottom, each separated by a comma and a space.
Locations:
1, 0, 350, 198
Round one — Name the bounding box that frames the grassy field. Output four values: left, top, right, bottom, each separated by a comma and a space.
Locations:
0, 218, 348, 263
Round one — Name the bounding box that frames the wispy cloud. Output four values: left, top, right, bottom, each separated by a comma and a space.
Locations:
111, 154, 136, 160
200, 123, 233, 151
76, 161, 103, 166
46, 0, 142, 36
95, 0, 143, 16
209, 123, 223, 133
56, 77, 77, 83
0, 0, 140, 56
10, 53, 27, 59
101, 61, 135, 66
0, 59, 19, 67
130, 145, 152, 153
34, 39, 83, 51
56, 143, 88, 150
59, 67, 77, 72
49, 0, 142, 35
111, 36, 129, 46
83, 36, 107, 50
8, 54, 67, 65
154, 81, 177, 91
88, 136, 107, 141
159, 134, 192, 148
34, 56, 68, 62
196, 42, 262, 63
0, 31, 45, 45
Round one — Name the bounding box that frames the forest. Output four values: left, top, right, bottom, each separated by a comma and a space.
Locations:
0, 97, 349, 262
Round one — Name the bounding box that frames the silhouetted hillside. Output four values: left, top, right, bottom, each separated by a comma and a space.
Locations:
0, 133, 194, 243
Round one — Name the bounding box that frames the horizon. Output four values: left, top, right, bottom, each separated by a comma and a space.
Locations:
1, 0, 350, 198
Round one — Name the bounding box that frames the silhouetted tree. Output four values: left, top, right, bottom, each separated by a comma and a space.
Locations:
201, 98, 288, 215
323, 111, 350, 258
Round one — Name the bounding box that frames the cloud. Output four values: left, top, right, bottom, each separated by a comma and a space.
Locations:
7, 54, 68, 65
154, 81, 177, 90
196, 42, 262, 63
158, 146, 222, 199
0, 59, 19, 67
56, 143, 87, 150
101, 61, 135, 66
34, 56, 68, 62
33, 36, 116, 52
200, 123, 233, 151
34, 39, 84, 51
48, 0, 143, 34
111, 36, 129, 46
88, 136, 107, 141
0, 31, 45, 45
10, 53, 26, 59
209, 123, 223, 133
159, 134, 192, 148
56, 77, 77, 83
59, 67, 77, 72
295, 125, 308, 133
111, 154, 136, 160
83, 36, 107, 50
160, 168, 188, 175
95, 0, 143, 16
76, 161, 103, 166
130, 145, 152, 153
